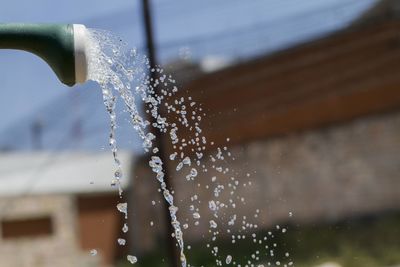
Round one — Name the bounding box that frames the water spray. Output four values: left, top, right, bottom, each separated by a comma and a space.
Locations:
0, 23, 89, 86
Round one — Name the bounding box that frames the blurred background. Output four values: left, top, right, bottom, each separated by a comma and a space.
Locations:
0, 0, 400, 266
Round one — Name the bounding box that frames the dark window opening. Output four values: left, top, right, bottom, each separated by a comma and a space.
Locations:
1, 217, 53, 239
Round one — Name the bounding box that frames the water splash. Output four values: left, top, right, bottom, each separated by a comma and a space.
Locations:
116, 202, 128, 219
86, 29, 187, 267
118, 238, 126, 246
127, 255, 138, 264
90, 249, 97, 256
85, 28, 293, 267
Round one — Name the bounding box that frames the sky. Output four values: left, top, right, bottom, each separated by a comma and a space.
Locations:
0, 0, 378, 149
0, 0, 138, 130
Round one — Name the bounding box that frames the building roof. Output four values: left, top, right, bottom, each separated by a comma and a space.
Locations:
352, 0, 400, 26
176, 19, 400, 148
0, 151, 133, 197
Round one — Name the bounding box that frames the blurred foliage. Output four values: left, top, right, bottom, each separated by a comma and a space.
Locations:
289, 212, 400, 267
117, 212, 400, 267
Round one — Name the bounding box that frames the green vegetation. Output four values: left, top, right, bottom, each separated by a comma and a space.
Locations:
287, 212, 400, 267
117, 212, 400, 267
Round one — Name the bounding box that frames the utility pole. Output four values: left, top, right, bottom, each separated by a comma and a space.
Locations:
31, 119, 43, 150
140, 0, 180, 266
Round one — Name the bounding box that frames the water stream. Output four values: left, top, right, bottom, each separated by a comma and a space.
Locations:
86, 29, 292, 267
86, 29, 187, 266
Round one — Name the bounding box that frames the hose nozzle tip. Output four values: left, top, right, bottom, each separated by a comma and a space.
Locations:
73, 24, 89, 84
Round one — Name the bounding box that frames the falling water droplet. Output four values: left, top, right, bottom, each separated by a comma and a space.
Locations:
127, 255, 137, 264
122, 223, 129, 233
117, 202, 128, 219
226, 255, 232, 264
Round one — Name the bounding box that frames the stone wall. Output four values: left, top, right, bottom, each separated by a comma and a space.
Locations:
220, 109, 400, 226
131, 110, 400, 247
0, 194, 101, 267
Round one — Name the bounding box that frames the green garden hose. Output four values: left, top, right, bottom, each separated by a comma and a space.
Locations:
0, 23, 89, 86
